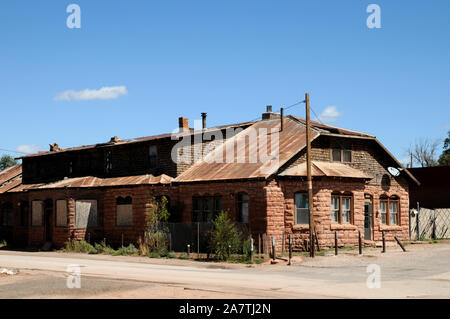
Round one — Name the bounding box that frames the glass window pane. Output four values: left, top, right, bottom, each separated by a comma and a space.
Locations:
295, 193, 308, 209
390, 201, 398, 225
331, 197, 339, 223
343, 150, 352, 162
332, 149, 341, 162
380, 201, 387, 224
342, 197, 351, 223
295, 193, 309, 224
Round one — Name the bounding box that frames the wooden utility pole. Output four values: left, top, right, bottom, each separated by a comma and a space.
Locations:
410, 152, 413, 168
305, 93, 315, 257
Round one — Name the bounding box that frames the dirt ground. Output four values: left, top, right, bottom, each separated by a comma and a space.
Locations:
1, 240, 449, 299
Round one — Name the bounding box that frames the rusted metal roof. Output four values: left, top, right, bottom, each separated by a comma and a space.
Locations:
174, 117, 320, 182
290, 115, 375, 138
0, 165, 22, 194
279, 161, 372, 179
0, 164, 22, 185
18, 121, 255, 159
5, 174, 173, 193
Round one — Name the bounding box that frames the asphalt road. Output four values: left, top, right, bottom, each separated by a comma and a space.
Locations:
1, 242, 450, 298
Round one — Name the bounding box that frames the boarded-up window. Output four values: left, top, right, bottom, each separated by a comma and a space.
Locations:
1, 202, 13, 226
116, 196, 133, 226
56, 200, 68, 227
32, 201, 43, 226
75, 200, 98, 228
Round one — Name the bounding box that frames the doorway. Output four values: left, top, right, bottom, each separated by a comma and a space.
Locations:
364, 194, 373, 240
44, 199, 53, 242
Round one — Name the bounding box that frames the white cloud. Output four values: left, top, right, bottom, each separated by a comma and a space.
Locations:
54, 85, 128, 101
16, 144, 41, 154
316, 106, 341, 123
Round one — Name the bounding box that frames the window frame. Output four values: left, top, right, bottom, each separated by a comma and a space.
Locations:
330, 194, 353, 224
55, 199, 68, 227
237, 193, 249, 224
116, 196, 133, 227
31, 200, 44, 227
294, 192, 309, 225
331, 141, 352, 163
379, 196, 399, 226
192, 195, 222, 222
75, 199, 99, 228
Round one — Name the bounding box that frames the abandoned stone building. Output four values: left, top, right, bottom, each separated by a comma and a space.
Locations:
0, 107, 419, 251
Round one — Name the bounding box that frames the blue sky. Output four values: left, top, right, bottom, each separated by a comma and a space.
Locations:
1, 0, 449, 164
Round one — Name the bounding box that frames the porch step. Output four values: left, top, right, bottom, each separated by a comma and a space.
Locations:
41, 241, 53, 251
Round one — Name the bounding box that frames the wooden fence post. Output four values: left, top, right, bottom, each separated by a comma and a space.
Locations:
358, 230, 362, 255
335, 231, 338, 256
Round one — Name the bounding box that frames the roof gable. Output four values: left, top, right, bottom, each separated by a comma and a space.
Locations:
175, 117, 320, 182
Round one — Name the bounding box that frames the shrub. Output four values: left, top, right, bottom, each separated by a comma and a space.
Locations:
242, 236, 255, 257
167, 251, 176, 259
113, 244, 139, 256
94, 241, 115, 255
208, 211, 243, 261
144, 196, 171, 255
149, 251, 161, 258
65, 240, 95, 253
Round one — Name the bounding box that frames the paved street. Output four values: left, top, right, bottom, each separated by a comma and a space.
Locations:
1, 242, 450, 298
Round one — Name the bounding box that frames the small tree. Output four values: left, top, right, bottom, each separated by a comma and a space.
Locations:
208, 211, 242, 260
407, 138, 440, 167
0, 155, 18, 171
144, 196, 170, 254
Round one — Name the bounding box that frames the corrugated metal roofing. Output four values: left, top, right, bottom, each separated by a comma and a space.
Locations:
0, 165, 22, 194
174, 117, 320, 182
6, 173, 173, 193
291, 115, 375, 138
18, 121, 255, 159
0, 164, 22, 185
279, 161, 372, 179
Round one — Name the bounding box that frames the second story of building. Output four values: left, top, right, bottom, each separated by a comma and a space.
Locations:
19, 114, 254, 184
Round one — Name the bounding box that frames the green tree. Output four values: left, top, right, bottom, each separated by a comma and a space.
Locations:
0, 155, 18, 171
143, 196, 170, 254
208, 211, 242, 260
438, 130, 450, 166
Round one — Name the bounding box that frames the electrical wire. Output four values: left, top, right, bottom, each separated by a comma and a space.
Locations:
0, 148, 29, 155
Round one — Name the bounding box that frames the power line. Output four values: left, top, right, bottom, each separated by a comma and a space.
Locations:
0, 148, 29, 155
247, 99, 306, 122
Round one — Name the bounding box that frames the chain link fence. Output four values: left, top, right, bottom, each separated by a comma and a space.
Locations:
160, 222, 251, 253
410, 208, 450, 240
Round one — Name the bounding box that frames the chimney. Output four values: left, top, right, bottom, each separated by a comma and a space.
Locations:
49, 143, 61, 152
280, 107, 284, 132
201, 112, 207, 129
178, 117, 189, 132
262, 105, 281, 120
109, 136, 121, 144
